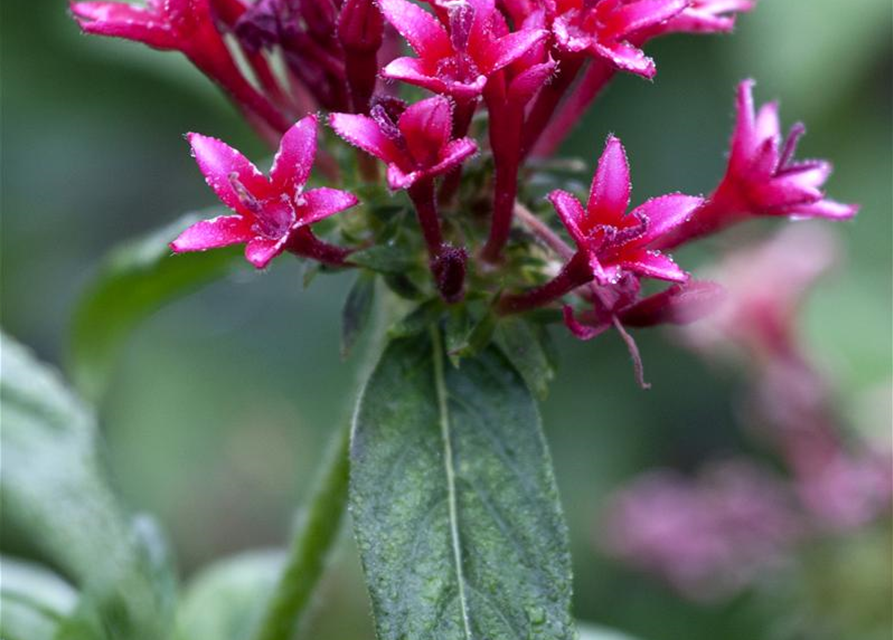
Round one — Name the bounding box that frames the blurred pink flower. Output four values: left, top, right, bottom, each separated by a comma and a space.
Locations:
603, 460, 803, 600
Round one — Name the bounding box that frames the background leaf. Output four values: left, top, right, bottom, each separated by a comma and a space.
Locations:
68, 213, 239, 402
0, 557, 80, 640
0, 333, 177, 640
350, 330, 574, 640
175, 551, 285, 640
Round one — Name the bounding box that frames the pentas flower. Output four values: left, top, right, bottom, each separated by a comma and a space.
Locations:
330, 96, 478, 192
330, 96, 478, 301
550, 0, 689, 78
498, 136, 702, 315
378, 0, 548, 102
657, 80, 858, 248
551, 135, 702, 284
171, 115, 358, 269
70, 0, 290, 134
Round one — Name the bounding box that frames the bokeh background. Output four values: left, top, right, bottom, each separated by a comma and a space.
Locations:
2, 1, 891, 638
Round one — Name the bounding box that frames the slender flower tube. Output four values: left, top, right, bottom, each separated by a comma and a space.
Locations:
70, 0, 291, 134
656, 80, 859, 249
330, 96, 479, 301
481, 24, 557, 261
171, 115, 358, 269
338, 0, 385, 114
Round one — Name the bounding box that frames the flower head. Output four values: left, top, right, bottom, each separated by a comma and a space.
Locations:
724, 79, 858, 220
329, 96, 478, 190
378, 0, 548, 100
551, 0, 689, 78
171, 115, 358, 269
550, 135, 703, 284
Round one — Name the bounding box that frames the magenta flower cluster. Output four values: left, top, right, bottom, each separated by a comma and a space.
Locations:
72, 0, 857, 366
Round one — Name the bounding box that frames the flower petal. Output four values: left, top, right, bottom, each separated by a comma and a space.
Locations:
607, 0, 688, 36
563, 305, 609, 340
381, 56, 444, 91
270, 114, 317, 194
398, 96, 453, 167
70, 1, 178, 49
480, 28, 548, 74
588, 135, 632, 228
378, 0, 453, 60
170, 214, 252, 253
328, 113, 401, 163
427, 137, 478, 177
548, 189, 588, 247
620, 249, 688, 282
787, 198, 859, 221
297, 187, 359, 225
631, 194, 704, 246
729, 79, 757, 172
187, 132, 269, 214
244, 236, 287, 269
592, 40, 655, 78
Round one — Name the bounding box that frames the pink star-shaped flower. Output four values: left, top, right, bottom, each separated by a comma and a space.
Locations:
550, 135, 703, 284
725, 79, 858, 220
329, 96, 478, 191
551, 0, 689, 78
378, 0, 548, 101
171, 115, 358, 269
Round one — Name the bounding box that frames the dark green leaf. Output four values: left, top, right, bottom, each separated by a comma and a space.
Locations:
0, 557, 79, 640
68, 213, 240, 401
1, 333, 177, 640
175, 551, 285, 640
349, 245, 415, 275
494, 318, 556, 400
342, 272, 377, 359
350, 329, 574, 640
387, 299, 444, 339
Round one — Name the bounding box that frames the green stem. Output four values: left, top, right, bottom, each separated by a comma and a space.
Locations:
250, 423, 351, 640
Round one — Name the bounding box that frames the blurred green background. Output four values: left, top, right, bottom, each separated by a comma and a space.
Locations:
2, 1, 891, 638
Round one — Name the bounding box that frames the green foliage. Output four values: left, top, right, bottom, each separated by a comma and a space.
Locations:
494, 317, 557, 400
0, 333, 177, 640
341, 271, 377, 359
350, 329, 575, 640
577, 622, 645, 640
0, 557, 79, 640
175, 551, 286, 640
68, 213, 240, 402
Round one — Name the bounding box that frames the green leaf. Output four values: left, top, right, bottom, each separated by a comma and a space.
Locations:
342, 272, 377, 359
350, 329, 574, 640
68, 213, 240, 401
0, 557, 79, 640
349, 245, 414, 275
494, 318, 556, 400
175, 551, 285, 640
0, 333, 177, 640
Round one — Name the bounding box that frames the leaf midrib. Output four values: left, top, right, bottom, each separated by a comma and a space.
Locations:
430, 326, 473, 640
